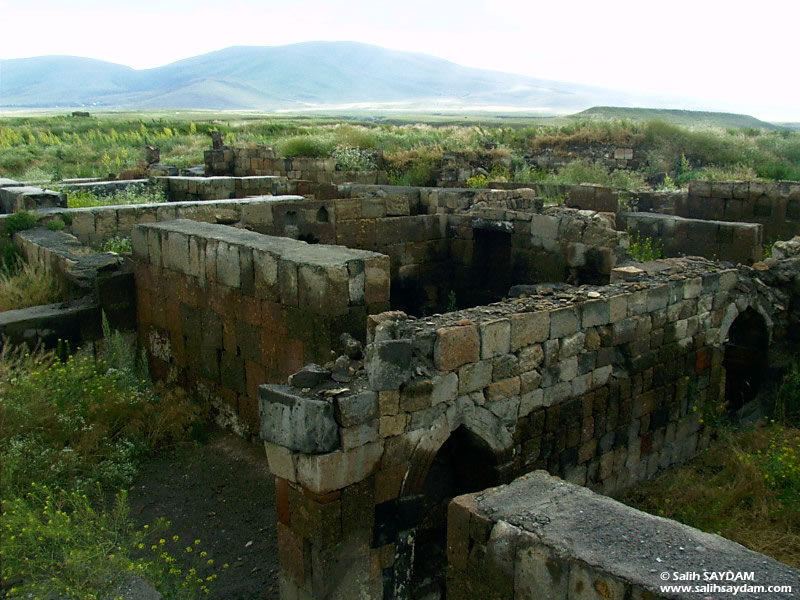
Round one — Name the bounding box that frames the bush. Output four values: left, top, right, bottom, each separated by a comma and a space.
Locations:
627, 230, 664, 262
0, 342, 201, 497
465, 174, 489, 188
0, 330, 211, 598
1, 485, 222, 599
331, 145, 377, 171
102, 236, 132, 254
67, 185, 166, 208
776, 358, 800, 425
2, 211, 39, 237
278, 135, 334, 158
46, 218, 66, 231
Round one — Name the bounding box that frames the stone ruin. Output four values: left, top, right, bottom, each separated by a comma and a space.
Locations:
2, 142, 800, 599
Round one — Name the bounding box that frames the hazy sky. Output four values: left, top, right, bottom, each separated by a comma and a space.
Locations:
1, 0, 798, 120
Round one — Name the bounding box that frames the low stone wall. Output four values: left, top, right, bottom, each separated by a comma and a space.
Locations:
131, 220, 391, 435
0, 297, 101, 350
0, 185, 66, 213
47, 195, 302, 246
448, 471, 798, 600
684, 180, 800, 241
567, 183, 619, 213
621, 211, 763, 264
58, 179, 151, 197
158, 175, 288, 202
524, 145, 643, 172
14, 228, 124, 295
203, 145, 388, 184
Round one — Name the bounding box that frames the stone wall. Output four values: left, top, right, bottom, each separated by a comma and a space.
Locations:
203, 145, 388, 184
621, 211, 763, 264
684, 180, 800, 241
448, 471, 798, 600
259, 257, 791, 599
158, 175, 289, 202
50, 196, 303, 246
0, 185, 66, 213
131, 220, 390, 436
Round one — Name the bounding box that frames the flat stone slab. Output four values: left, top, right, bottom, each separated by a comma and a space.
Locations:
138, 219, 386, 268
474, 471, 800, 599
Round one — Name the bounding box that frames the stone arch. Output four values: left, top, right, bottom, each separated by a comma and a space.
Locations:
399, 413, 507, 599
315, 206, 329, 223
722, 307, 770, 411
400, 405, 512, 498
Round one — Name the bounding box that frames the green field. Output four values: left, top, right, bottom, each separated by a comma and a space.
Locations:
1, 108, 799, 187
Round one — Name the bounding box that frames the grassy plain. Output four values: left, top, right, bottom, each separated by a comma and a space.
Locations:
1, 109, 799, 187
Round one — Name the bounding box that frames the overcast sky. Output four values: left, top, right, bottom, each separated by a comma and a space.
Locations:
1, 0, 798, 120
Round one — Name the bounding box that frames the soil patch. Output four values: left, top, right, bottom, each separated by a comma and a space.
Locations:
127, 426, 279, 599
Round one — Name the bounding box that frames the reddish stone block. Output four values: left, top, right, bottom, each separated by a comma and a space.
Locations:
245, 359, 267, 399
434, 322, 480, 371
695, 347, 711, 373
136, 291, 152, 325
236, 295, 262, 326
641, 432, 653, 456
276, 478, 290, 525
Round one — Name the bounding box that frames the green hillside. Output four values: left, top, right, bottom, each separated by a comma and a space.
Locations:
576, 106, 785, 130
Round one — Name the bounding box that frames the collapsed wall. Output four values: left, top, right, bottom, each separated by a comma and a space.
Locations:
448, 471, 798, 600
258, 256, 791, 599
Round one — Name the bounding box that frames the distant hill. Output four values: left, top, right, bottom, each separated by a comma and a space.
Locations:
575, 106, 785, 130
0, 42, 660, 112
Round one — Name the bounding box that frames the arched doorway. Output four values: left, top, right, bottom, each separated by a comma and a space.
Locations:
410, 426, 500, 599
723, 308, 769, 412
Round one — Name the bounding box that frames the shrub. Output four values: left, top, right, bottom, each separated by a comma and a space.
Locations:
0, 332, 210, 598
776, 358, 800, 425
465, 174, 489, 188
1, 485, 221, 599
331, 145, 377, 171
278, 135, 334, 157
0, 342, 202, 496
0, 261, 65, 311
2, 211, 39, 237
627, 230, 664, 262
46, 218, 66, 231
102, 236, 132, 254
67, 185, 166, 209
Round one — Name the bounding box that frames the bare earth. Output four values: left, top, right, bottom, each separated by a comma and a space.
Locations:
127, 426, 280, 600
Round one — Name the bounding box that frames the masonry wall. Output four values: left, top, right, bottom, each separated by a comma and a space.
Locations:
131, 220, 390, 436
204, 145, 388, 184
684, 180, 800, 241
448, 471, 798, 600
621, 211, 763, 264
0, 185, 65, 213
259, 258, 784, 599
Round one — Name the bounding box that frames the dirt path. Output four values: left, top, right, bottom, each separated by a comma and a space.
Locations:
127, 427, 280, 600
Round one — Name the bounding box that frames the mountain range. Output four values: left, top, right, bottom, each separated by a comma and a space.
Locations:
1, 41, 678, 113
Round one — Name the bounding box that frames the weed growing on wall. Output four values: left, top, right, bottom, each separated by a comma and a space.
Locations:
66, 184, 166, 208
465, 174, 489, 188
627, 230, 664, 262
101, 236, 133, 254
